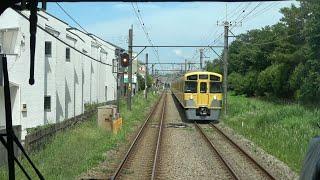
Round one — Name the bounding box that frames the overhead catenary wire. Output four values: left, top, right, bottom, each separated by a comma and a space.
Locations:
192, 3, 245, 61
15, 10, 112, 67
241, 2, 279, 23
187, 3, 244, 65
227, 3, 246, 21
191, 2, 275, 68
237, 2, 263, 23
131, 2, 161, 67
55, 2, 88, 34
232, 2, 252, 22
56, 2, 120, 52
135, 2, 161, 62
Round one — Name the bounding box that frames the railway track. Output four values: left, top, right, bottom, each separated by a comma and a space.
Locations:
194, 122, 240, 180
195, 122, 276, 180
111, 93, 166, 180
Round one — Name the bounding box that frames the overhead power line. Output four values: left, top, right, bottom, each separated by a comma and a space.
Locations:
238, 2, 263, 22
56, 2, 89, 34
131, 2, 161, 66
242, 2, 279, 23
232, 2, 252, 22
16, 10, 112, 66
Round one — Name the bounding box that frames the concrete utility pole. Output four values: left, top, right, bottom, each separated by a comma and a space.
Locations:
151, 64, 154, 76
145, 53, 148, 99
200, 48, 203, 70
128, 26, 133, 111
185, 59, 187, 73
120, 65, 124, 96
0, 54, 3, 86
116, 56, 120, 113
223, 21, 229, 116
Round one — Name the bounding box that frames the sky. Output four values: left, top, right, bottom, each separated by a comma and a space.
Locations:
46, 1, 298, 72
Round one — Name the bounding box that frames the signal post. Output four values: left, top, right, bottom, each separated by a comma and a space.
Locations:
128, 26, 133, 111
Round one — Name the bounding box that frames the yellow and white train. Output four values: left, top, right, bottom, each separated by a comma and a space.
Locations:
171, 71, 223, 121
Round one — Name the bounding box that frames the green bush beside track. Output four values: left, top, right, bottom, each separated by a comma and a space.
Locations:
223, 93, 320, 172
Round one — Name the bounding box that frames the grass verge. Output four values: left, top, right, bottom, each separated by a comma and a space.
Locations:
0, 92, 159, 179
223, 93, 320, 172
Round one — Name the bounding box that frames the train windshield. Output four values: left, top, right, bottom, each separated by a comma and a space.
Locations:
210, 82, 222, 93
200, 82, 207, 93
184, 81, 197, 93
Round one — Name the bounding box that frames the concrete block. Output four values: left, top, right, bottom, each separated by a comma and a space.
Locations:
97, 105, 117, 131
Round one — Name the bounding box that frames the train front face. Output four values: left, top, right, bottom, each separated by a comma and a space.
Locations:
183, 72, 222, 121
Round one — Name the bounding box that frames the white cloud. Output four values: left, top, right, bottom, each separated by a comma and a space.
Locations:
173, 49, 183, 57
85, 2, 297, 64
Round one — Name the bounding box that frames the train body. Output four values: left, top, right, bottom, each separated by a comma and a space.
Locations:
171, 71, 223, 121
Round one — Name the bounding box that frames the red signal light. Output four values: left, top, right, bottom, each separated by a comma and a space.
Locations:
120, 53, 130, 67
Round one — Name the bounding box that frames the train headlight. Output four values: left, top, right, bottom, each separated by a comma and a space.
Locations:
214, 95, 217, 100
190, 95, 193, 100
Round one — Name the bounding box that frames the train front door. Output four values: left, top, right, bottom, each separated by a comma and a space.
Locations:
197, 81, 209, 106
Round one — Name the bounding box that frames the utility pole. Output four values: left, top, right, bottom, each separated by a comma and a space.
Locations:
223, 21, 229, 116
116, 56, 120, 113
145, 53, 148, 99
200, 48, 203, 70
217, 17, 241, 116
152, 64, 154, 76
185, 59, 187, 73
0, 54, 3, 86
128, 26, 133, 111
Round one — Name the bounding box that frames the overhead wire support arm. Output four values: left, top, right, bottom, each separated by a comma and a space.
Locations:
228, 29, 238, 38
130, 45, 224, 48
209, 47, 222, 60
132, 46, 147, 60
142, 62, 200, 65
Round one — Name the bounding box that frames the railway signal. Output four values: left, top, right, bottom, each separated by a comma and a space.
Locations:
120, 53, 130, 67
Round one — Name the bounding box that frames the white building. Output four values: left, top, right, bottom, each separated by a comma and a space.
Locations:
0, 8, 122, 139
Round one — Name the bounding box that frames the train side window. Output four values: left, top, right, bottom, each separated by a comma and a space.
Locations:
184, 81, 197, 93
210, 82, 222, 93
200, 82, 207, 93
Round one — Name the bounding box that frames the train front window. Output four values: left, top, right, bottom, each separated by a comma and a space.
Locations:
199, 75, 208, 79
187, 75, 197, 80
200, 82, 207, 93
184, 81, 197, 93
210, 75, 220, 81
210, 82, 222, 93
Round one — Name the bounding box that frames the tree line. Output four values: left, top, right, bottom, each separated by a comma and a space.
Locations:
206, 1, 320, 103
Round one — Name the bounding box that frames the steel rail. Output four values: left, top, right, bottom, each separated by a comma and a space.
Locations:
194, 122, 239, 180
210, 123, 276, 180
151, 93, 167, 180
111, 92, 164, 180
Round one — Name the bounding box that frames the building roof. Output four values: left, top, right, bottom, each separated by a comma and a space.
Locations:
40, 9, 123, 50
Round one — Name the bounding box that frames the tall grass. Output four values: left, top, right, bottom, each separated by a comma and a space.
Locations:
0, 92, 159, 179
223, 93, 320, 172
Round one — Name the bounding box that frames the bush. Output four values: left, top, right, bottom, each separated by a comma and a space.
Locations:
257, 64, 291, 98
228, 71, 258, 96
